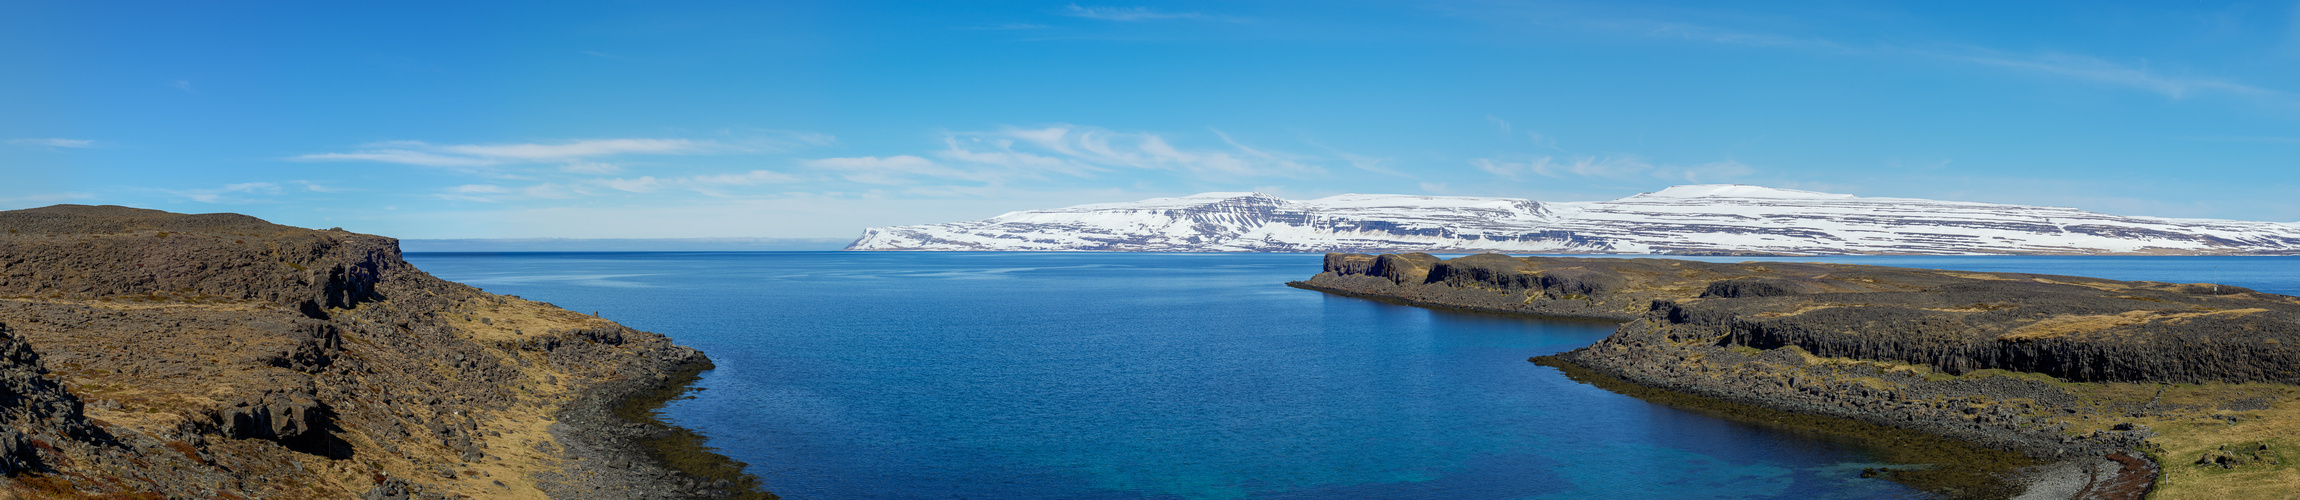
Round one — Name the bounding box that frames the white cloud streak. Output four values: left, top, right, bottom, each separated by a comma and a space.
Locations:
686, 170, 801, 186
436, 139, 707, 160
1934, 49, 2271, 99
173, 182, 282, 203
801, 125, 1324, 188
298, 150, 502, 168
1491, 7, 2279, 101
432, 168, 809, 202
804, 155, 975, 185
0, 192, 95, 206
295, 138, 714, 168
1063, 4, 1202, 21
966, 125, 1320, 178
293, 132, 830, 173
6, 138, 97, 148
1473, 155, 1754, 183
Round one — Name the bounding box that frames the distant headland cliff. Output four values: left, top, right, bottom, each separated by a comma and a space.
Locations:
0, 205, 769, 498
848, 185, 2300, 255
1295, 252, 2300, 499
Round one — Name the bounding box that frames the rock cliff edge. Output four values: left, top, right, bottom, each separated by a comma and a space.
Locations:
0, 205, 769, 498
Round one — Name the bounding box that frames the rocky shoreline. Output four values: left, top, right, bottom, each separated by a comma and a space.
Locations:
0, 204, 770, 498
1293, 252, 2300, 499
535, 351, 769, 499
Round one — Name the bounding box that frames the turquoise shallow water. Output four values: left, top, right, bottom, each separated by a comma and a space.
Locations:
402, 252, 2300, 499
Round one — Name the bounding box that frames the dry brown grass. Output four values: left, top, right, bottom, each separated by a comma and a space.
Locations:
1999, 309, 2269, 341
1935, 271, 2012, 281
1791, 349, 2300, 496
439, 296, 617, 344
2097, 386, 2300, 499
1998, 311, 2157, 340
361, 295, 609, 498
1, 290, 629, 498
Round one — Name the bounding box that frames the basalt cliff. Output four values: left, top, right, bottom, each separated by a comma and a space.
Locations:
0, 205, 768, 498
1295, 252, 2300, 498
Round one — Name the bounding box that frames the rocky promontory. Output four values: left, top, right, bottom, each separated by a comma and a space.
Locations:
1295, 252, 2300, 498
0, 205, 769, 498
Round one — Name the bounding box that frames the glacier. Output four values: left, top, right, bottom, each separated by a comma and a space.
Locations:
845, 185, 2300, 255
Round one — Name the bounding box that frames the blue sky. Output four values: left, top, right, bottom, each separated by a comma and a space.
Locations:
5, 1, 2299, 239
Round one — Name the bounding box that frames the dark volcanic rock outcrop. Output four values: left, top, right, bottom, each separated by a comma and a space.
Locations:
0, 205, 769, 498
1, 322, 100, 476
1296, 252, 2300, 385
0, 204, 399, 316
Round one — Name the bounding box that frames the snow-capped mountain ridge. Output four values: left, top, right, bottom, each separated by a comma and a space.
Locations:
846, 185, 2300, 255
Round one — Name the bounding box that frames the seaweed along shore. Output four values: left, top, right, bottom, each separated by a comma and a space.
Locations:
1292, 252, 2300, 499
0, 204, 770, 498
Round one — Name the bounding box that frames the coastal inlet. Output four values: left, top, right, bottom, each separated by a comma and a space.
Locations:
1295, 251, 2300, 499
412, 251, 1991, 500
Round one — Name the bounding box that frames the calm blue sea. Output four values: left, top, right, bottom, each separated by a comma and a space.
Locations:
403, 252, 2300, 499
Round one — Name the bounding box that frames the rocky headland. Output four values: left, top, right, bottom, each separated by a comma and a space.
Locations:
0, 205, 770, 498
1294, 252, 2300, 499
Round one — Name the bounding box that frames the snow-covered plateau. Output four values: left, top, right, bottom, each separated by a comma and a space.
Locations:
844, 185, 2300, 255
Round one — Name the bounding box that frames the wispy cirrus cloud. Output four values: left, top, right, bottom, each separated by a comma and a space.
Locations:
1333, 151, 1410, 177
439, 183, 508, 201
1063, 4, 1203, 22
799, 125, 1323, 188
433, 139, 709, 160
1473, 155, 1754, 183
295, 138, 716, 170
292, 132, 832, 175
598, 177, 663, 193
0, 192, 95, 205
436, 168, 808, 202
291, 180, 343, 193
956, 125, 1319, 178
686, 170, 801, 186
2175, 136, 2300, 144
958, 22, 1049, 30
7, 138, 97, 148
171, 182, 282, 204
1635, 22, 2255, 99
1464, 5, 2279, 102
435, 183, 619, 202
1934, 48, 2271, 99
297, 148, 502, 168
804, 155, 983, 185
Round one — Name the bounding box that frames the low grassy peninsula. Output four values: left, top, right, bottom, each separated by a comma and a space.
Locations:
0, 205, 769, 499
1293, 252, 2300, 499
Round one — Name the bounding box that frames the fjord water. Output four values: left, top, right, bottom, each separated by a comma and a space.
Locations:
403, 252, 2300, 499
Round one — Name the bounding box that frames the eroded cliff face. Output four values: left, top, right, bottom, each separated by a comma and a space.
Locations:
0, 205, 760, 498
1297, 252, 2300, 385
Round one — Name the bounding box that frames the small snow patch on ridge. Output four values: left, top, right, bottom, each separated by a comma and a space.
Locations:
1634, 184, 1854, 199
